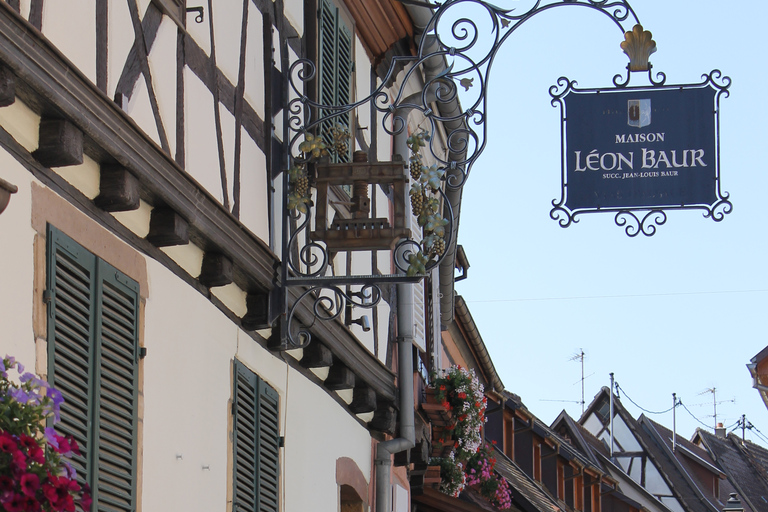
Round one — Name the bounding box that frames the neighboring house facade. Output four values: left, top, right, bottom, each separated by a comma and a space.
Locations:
485, 391, 656, 512
747, 347, 768, 412
579, 388, 730, 512
0, 1, 459, 512
552, 411, 676, 512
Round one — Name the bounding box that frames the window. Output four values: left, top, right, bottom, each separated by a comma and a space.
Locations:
46, 225, 140, 512
317, 0, 353, 163
233, 360, 280, 512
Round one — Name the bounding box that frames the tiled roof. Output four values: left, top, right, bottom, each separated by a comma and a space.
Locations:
493, 446, 566, 512
695, 429, 768, 512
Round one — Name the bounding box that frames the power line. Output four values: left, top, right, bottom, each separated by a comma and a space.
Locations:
463, 288, 768, 304
679, 400, 714, 429
615, 382, 676, 415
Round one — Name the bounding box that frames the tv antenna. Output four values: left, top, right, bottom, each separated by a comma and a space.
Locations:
568, 349, 588, 415
695, 388, 736, 429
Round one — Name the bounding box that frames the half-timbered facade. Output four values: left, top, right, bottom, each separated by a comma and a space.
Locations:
0, 0, 455, 510
579, 388, 730, 512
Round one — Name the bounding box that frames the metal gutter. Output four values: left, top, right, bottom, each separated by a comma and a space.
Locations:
453, 294, 504, 394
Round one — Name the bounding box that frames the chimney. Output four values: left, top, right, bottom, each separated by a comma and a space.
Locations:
715, 422, 726, 438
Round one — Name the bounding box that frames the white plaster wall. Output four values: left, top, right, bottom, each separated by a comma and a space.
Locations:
244, 8, 266, 121
141, 258, 240, 512
126, 72, 163, 148
184, 69, 227, 203
41, 3, 96, 85
283, 367, 372, 512
283, 0, 304, 39
212, 0, 247, 87
141, 259, 373, 512
583, 412, 604, 434
146, 17, 179, 156
237, 130, 270, 242
644, 463, 673, 497
108, 0, 136, 99
0, 149, 36, 366
613, 417, 642, 451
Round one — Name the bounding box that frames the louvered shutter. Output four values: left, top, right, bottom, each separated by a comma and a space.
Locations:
317, 0, 352, 164
94, 260, 139, 512
234, 362, 259, 512
234, 361, 280, 512
47, 226, 98, 491
335, 20, 353, 163
256, 380, 279, 512
47, 225, 139, 512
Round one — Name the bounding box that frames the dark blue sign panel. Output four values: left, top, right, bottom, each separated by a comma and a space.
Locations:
565, 87, 717, 210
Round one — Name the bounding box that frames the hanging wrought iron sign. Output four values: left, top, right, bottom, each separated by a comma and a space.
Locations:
550, 27, 732, 236
275, 1, 668, 347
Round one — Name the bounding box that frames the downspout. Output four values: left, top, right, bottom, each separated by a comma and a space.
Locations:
375, 6, 465, 510
375, 283, 416, 512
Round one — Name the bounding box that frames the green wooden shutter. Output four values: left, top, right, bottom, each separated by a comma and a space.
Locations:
317, 0, 352, 164
47, 226, 98, 491
233, 361, 280, 512
234, 362, 259, 512
95, 260, 139, 512
256, 381, 280, 512
46, 225, 139, 512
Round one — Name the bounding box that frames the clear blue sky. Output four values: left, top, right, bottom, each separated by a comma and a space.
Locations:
454, 0, 768, 446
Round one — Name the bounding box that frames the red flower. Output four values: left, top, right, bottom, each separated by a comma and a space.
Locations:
20, 473, 40, 497
28, 446, 45, 464
440, 385, 446, 391
458, 392, 467, 400
491, 440, 497, 445
12, 450, 27, 472
0, 433, 17, 453
80, 489, 92, 511
4, 493, 25, 512
19, 435, 37, 451
21, 495, 41, 512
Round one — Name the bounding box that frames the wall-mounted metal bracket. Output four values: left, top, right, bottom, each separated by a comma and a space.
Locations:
275, 0, 646, 345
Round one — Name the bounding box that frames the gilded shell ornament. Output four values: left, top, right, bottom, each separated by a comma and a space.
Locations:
620, 24, 657, 71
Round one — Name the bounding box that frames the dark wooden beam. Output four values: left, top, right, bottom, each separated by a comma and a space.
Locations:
300, 340, 334, 368
32, 118, 83, 167
369, 401, 396, 435
0, 3, 396, 404
325, 363, 356, 390
146, 206, 189, 247
0, 63, 15, 107
349, 387, 377, 414
241, 292, 271, 331
94, 166, 141, 212
199, 252, 234, 288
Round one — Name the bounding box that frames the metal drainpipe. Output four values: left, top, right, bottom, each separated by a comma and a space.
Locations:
375, 282, 416, 512
609, 374, 615, 460
375, 11, 462, 508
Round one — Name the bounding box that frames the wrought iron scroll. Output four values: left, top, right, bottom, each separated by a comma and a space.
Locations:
278, 0, 644, 347
549, 69, 732, 237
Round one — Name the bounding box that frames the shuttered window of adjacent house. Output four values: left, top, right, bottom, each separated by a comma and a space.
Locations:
46, 225, 140, 512
318, 0, 353, 164
233, 360, 280, 512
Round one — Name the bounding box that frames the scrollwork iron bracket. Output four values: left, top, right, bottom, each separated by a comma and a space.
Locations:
276, 0, 647, 346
